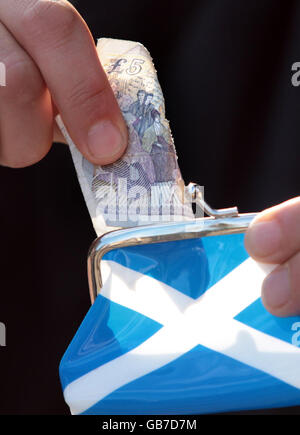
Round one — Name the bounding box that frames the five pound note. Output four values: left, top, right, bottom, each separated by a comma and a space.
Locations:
56, 38, 193, 236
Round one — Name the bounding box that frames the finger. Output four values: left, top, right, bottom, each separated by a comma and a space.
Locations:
261, 251, 300, 317
0, 0, 128, 165
52, 101, 66, 144
244, 197, 300, 264
0, 21, 52, 167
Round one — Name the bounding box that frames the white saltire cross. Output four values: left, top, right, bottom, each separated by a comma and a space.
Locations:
64, 258, 300, 415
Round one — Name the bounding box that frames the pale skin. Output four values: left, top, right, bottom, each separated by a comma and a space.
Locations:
244, 197, 300, 318
0, 0, 128, 167
0, 1, 299, 317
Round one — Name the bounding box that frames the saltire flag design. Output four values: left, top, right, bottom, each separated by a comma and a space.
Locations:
60, 233, 300, 415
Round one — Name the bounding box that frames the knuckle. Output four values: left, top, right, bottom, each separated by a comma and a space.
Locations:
66, 78, 108, 115
3, 54, 44, 104
21, 0, 79, 48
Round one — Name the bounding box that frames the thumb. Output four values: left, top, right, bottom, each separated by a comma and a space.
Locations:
245, 197, 300, 317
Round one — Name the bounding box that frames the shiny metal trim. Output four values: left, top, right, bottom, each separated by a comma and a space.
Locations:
186, 183, 239, 218
87, 212, 257, 304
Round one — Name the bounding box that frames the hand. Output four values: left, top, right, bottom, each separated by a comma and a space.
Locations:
245, 197, 300, 317
0, 0, 128, 168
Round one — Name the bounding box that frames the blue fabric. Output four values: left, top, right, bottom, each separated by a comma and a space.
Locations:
235, 298, 300, 346
82, 343, 300, 415
60, 234, 300, 414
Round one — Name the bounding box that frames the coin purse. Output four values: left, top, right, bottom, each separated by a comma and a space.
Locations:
59, 185, 300, 415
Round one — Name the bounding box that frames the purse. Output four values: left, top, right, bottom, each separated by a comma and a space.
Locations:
59, 184, 300, 415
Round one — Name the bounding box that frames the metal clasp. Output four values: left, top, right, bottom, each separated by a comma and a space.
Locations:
87, 183, 257, 304
186, 183, 239, 218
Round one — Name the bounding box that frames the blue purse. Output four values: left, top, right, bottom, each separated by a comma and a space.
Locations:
59, 186, 300, 415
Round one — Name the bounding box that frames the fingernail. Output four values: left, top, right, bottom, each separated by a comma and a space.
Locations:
87, 120, 124, 160
262, 265, 290, 309
245, 220, 282, 258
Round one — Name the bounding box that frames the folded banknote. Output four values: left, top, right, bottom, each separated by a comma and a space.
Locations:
56, 38, 193, 235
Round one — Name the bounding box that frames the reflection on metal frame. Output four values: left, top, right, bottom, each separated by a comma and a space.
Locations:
87, 183, 258, 304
